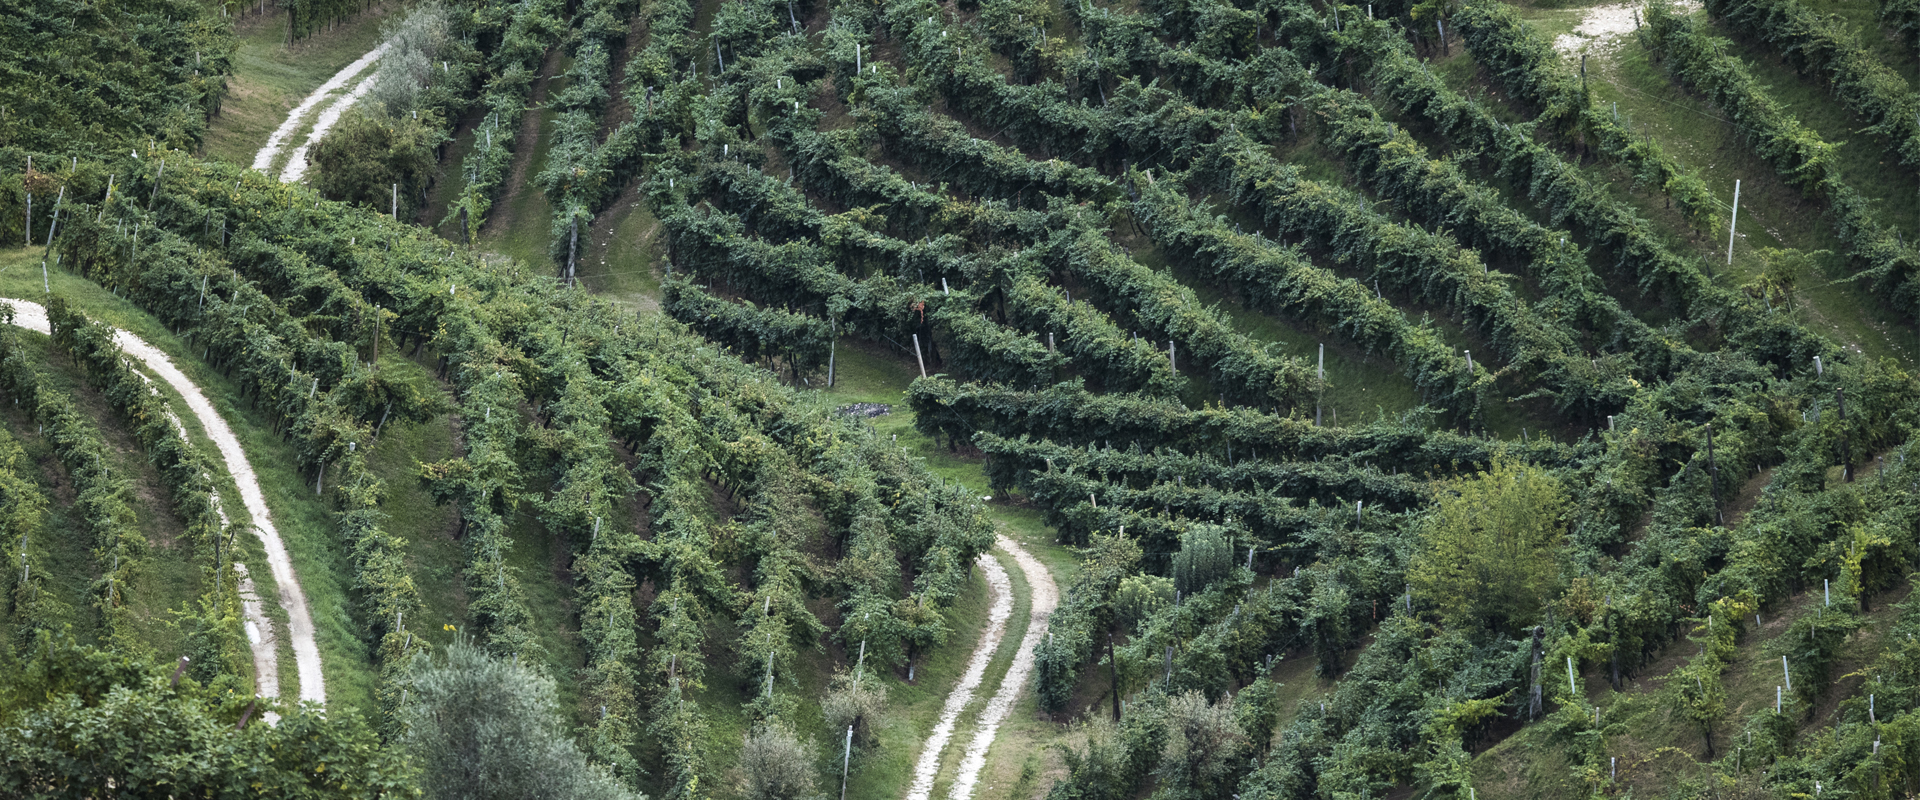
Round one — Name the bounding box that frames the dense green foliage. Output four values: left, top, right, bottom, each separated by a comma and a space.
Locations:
0, 637, 413, 797
401, 639, 639, 800
0, 0, 232, 156
22, 0, 1920, 795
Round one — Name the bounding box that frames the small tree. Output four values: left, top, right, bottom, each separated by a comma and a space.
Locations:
822, 666, 887, 748
1171, 524, 1233, 596
1113, 573, 1173, 631
400, 639, 641, 800
309, 110, 445, 219
739, 724, 817, 800
1409, 460, 1567, 635
1153, 690, 1249, 800
367, 2, 457, 117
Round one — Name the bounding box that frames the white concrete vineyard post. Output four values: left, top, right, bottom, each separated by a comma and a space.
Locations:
840, 725, 854, 800
95, 175, 114, 222
1316, 343, 1325, 426
567, 215, 579, 284
146, 157, 162, 209
1728, 180, 1741, 265
42, 187, 63, 261
912, 333, 927, 377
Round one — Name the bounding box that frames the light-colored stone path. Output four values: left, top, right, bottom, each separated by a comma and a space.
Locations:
1, 299, 324, 707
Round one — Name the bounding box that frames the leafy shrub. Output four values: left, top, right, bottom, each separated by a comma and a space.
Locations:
399, 639, 639, 800
1114, 574, 1173, 631
309, 111, 447, 220
1172, 524, 1234, 596
739, 724, 817, 800
1153, 690, 1250, 800
1409, 460, 1567, 635
821, 667, 888, 749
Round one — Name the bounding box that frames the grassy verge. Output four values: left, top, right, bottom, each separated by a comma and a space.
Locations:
203, 2, 406, 167
1500, 0, 1919, 366
1473, 581, 1907, 799
0, 246, 381, 717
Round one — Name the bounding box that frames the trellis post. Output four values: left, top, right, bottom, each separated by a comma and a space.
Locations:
1727, 180, 1741, 265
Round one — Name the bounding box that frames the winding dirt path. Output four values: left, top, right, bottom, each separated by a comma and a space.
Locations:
280, 71, 380, 183
948, 535, 1056, 800
252, 43, 389, 177
905, 553, 1013, 800
904, 535, 1060, 800
1, 299, 325, 707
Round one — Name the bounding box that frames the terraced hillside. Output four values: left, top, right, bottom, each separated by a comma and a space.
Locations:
11, 0, 1920, 797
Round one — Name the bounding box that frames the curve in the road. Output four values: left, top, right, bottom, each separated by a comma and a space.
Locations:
252, 43, 388, 178
905, 552, 1014, 800
948, 535, 1057, 800
1, 299, 325, 707
280, 72, 378, 184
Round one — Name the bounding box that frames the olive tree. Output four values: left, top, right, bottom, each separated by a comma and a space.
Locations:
399, 639, 641, 800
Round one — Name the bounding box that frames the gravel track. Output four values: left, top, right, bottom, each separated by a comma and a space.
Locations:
280, 71, 379, 183
252, 43, 388, 176
1, 299, 324, 707
947, 535, 1058, 800
905, 553, 1013, 800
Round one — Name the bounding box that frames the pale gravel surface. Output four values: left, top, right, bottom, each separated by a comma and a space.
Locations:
126, 358, 283, 704
1554, 1, 1700, 54
281, 72, 379, 184
233, 562, 280, 706
905, 553, 1013, 800
948, 535, 1059, 800
0, 299, 324, 707
252, 43, 389, 175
